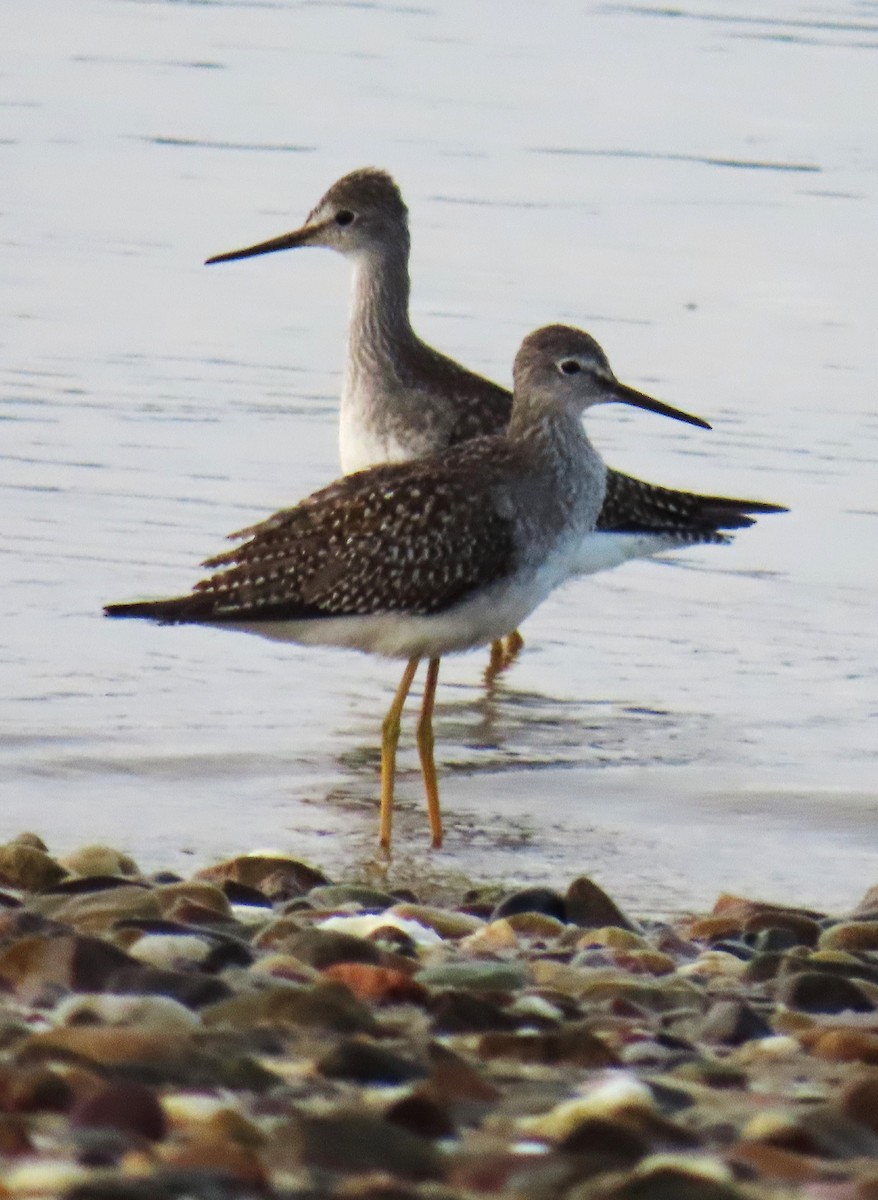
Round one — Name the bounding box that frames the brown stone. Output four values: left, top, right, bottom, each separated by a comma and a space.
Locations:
699, 1000, 773, 1046
317, 1038, 426, 1084
0, 932, 135, 997
0, 932, 75, 994
71, 1081, 167, 1141
102, 963, 231, 1009
415, 1046, 495, 1110
162, 1137, 268, 1188
558, 1115, 650, 1159
9, 832, 49, 851
477, 1025, 620, 1067
29, 884, 161, 933
575, 926, 648, 951
200, 1108, 265, 1148
743, 910, 821, 946
196, 853, 327, 898
820, 922, 878, 953
840, 1074, 878, 1133
388, 902, 485, 938
248, 952, 319, 985
385, 1091, 455, 1139
712, 893, 823, 921
251, 915, 304, 951
683, 915, 745, 941
727, 1139, 825, 1184
802, 1029, 878, 1064
610, 949, 677, 976
19, 1027, 279, 1091
504, 911, 566, 939
429, 988, 519, 1034
201, 981, 378, 1034
460, 917, 519, 952
565, 876, 637, 930
584, 1161, 742, 1200
0, 1063, 74, 1112
0, 1113, 32, 1156
450, 1150, 550, 1193
60, 846, 140, 878
851, 885, 878, 919
154, 881, 233, 918
280, 926, 385, 969
0, 843, 66, 891
297, 1111, 443, 1180
18, 1027, 196, 1068
321, 962, 427, 1004
778, 971, 875, 1014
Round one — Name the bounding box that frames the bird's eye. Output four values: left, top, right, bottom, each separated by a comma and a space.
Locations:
335, 210, 356, 227
559, 359, 581, 375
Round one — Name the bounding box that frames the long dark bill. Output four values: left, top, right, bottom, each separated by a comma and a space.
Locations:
610, 381, 711, 431
205, 225, 317, 266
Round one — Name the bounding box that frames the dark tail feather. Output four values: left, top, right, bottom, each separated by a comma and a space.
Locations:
695, 496, 789, 532
103, 595, 215, 624
599, 470, 788, 537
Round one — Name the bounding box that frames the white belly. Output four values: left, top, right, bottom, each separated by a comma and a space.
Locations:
339, 377, 415, 474
222, 533, 584, 660
339, 417, 411, 475
572, 530, 694, 574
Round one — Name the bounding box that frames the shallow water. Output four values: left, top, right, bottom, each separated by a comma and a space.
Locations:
3, 0, 877, 909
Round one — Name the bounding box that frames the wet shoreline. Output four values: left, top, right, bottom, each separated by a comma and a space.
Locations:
2, 765, 875, 916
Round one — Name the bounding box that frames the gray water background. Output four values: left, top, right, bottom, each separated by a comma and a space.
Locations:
3, 0, 877, 910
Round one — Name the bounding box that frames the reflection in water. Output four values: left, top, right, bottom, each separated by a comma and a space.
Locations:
336, 676, 711, 783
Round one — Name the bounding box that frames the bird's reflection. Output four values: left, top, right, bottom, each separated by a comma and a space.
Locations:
335, 671, 708, 783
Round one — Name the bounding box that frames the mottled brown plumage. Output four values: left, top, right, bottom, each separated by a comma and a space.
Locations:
195, 450, 519, 622
104, 324, 782, 851
598, 473, 785, 538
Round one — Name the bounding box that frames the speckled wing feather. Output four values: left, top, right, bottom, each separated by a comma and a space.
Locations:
597, 470, 787, 539
105, 450, 518, 625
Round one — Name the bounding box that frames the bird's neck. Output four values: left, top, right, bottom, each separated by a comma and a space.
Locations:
507, 398, 589, 466
347, 243, 416, 376
340, 244, 424, 472
510, 399, 605, 498
504, 400, 606, 548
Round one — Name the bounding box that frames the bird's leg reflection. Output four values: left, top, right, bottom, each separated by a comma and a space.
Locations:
484, 629, 525, 685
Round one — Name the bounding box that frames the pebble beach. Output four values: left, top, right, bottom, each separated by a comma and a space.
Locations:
3, 835, 878, 1198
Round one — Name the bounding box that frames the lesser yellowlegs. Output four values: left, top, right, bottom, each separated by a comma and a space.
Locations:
104, 325, 715, 851
206, 168, 785, 582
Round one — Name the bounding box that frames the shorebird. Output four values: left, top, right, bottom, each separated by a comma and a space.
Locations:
205, 168, 784, 615
105, 325, 718, 851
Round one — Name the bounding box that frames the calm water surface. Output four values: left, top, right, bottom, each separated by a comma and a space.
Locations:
3, 0, 877, 908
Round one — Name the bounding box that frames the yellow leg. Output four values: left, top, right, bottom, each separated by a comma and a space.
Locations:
504, 629, 525, 661
487, 639, 505, 679
416, 657, 443, 849
379, 658, 420, 851
485, 629, 525, 682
